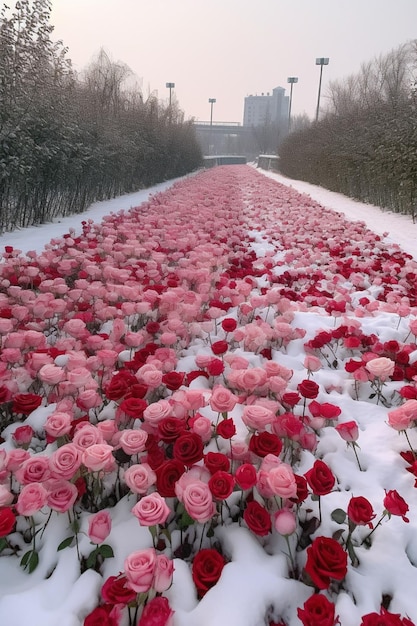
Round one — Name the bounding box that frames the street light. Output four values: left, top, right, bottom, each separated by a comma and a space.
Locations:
209, 98, 216, 126
166, 82, 175, 107
287, 77, 298, 130
208, 98, 216, 155
315, 58, 329, 121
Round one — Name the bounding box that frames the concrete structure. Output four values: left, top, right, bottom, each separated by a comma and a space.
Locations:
243, 87, 289, 127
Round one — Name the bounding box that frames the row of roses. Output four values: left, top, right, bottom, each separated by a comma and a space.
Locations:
1, 165, 417, 625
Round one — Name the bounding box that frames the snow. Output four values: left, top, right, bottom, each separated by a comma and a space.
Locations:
0, 167, 417, 626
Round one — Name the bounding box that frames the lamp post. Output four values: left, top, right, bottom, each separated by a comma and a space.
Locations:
208, 98, 216, 155
287, 77, 298, 130
166, 82, 175, 107
315, 58, 329, 122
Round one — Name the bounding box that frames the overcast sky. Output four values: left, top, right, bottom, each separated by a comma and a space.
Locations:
50, 0, 417, 123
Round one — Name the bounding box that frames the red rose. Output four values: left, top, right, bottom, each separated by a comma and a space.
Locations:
347, 496, 375, 528
186, 370, 210, 385
105, 371, 137, 400
216, 418, 236, 439
304, 536, 347, 589
155, 460, 186, 497
118, 397, 148, 419
211, 340, 228, 355
101, 574, 137, 605
192, 548, 226, 597
0, 507, 16, 537
84, 604, 117, 626
360, 607, 415, 625
235, 463, 257, 490
125, 383, 148, 399
297, 380, 320, 399
345, 359, 364, 373
309, 401, 341, 420
243, 500, 271, 536
162, 371, 185, 391
281, 392, 301, 408
145, 443, 167, 470
297, 593, 338, 626
304, 460, 335, 496
157, 417, 186, 443
249, 432, 283, 458
207, 358, 225, 376
204, 451, 230, 474
146, 321, 160, 335
138, 596, 174, 626
0, 386, 12, 403
383, 489, 409, 522
221, 318, 237, 332
208, 470, 235, 500
12, 393, 42, 415
291, 474, 309, 504
173, 432, 204, 466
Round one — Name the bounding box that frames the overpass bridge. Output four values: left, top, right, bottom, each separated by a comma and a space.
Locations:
193, 121, 257, 159
193, 121, 283, 160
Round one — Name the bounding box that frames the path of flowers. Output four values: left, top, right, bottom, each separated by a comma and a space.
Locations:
1, 165, 417, 626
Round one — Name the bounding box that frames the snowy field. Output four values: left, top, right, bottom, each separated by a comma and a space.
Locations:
0, 165, 416, 626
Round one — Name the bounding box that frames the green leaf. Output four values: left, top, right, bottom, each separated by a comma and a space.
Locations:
148, 525, 158, 539
86, 547, 99, 569
331, 508, 347, 524
99, 544, 114, 559
20, 549, 39, 574
178, 510, 195, 530
0, 538, 8, 553
57, 536, 75, 551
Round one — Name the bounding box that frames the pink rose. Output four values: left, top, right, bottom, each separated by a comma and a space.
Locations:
242, 405, 274, 431
124, 547, 157, 593
119, 429, 148, 455
46, 479, 78, 513
209, 386, 238, 413
44, 412, 72, 438
190, 415, 212, 443
76, 390, 102, 410
73, 424, 104, 449
12, 425, 34, 447
16, 482, 48, 516
138, 366, 163, 389
365, 357, 395, 381
0, 484, 14, 507
5, 448, 30, 473
88, 510, 112, 543
132, 492, 171, 526
67, 367, 93, 387
38, 364, 65, 385
274, 509, 297, 535
387, 405, 415, 431
63, 318, 87, 338
15, 456, 51, 484
303, 355, 322, 373
143, 399, 172, 426
49, 443, 82, 480
153, 554, 174, 593
266, 463, 297, 499
97, 420, 118, 442
335, 420, 359, 442
124, 463, 157, 495
181, 480, 216, 523
82, 444, 115, 472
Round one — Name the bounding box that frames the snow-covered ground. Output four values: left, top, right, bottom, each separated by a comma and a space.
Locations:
0, 167, 416, 626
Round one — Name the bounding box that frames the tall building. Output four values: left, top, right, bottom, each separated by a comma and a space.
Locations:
243, 86, 289, 127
